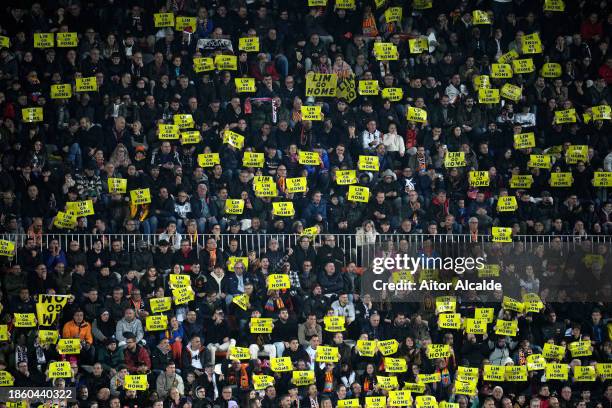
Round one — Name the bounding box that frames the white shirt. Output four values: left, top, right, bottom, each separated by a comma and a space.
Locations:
361, 130, 381, 149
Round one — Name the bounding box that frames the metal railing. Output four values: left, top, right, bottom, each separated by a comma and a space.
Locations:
4, 233, 611, 265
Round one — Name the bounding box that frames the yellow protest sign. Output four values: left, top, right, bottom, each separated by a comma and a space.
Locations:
292, 370, 315, 386
22, 107, 43, 123
475, 307, 495, 323
527, 354, 547, 371
568, 340, 592, 357
270, 357, 294, 372
347, 185, 370, 202
438, 313, 461, 329
34, 33, 54, 48
505, 365, 528, 381
324, 315, 345, 332
574, 365, 596, 381
125, 374, 148, 390
522, 33, 542, 54
174, 114, 194, 129
495, 319, 518, 336
130, 188, 151, 205
108, 178, 127, 194
514, 132, 536, 149
543, 343, 566, 360
427, 344, 451, 359
38, 329, 59, 345
469, 171, 490, 187
592, 105, 611, 120
198, 153, 220, 167
492, 227, 512, 242
251, 318, 273, 333
66, 200, 95, 217
272, 201, 295, 217
444, 152, 466, 167
381, 87, 403, 101
413, 0, 433, 8
169, 274, 190, 289
235, 78, 256, 93
172, 286, 195, 305
57, 338, 81, 354
48, 361, 73, 378
0, 36, 9, 49
544, 0, 565, 11
377, 339, 399, 356
0, 240, 14, 257
499, 49, 520, 64
473, 10, 491, 24
478, 88, 500, 104
457, 367, 479, 383
193, 57, 215, 73
356, 339, 377, 357
242, 152, 264, 168
384, 7, 402, 22
389, 391, 412, 405
154, 13, 175, 27
404, 383, 426, 393
301, 226, 319, 238
223, 130, 245, 148
336, 170, 357, 185
465, 318, 488, 334
512, 58, 535, 74
365, 396, 387, 408
358, 155, 379, 171
523, 293, 544, 313
550, 172, 573, 187
335, 0, 356, 9
215, 55, 237, 70
409, 37, 429, 54
473, 75, 491, 90
159, 123, 180, 139
407, 106, 428, 123
305, 73, 338, 97
309, 0, 328, 6
418, 372, 441, 383
232, 294, 249, 311
252, 374, 275, 390
299, 150, 321, 165
500, 83, 522, 101
477, 264, 500, 277
358, 80, 379, 96
415, 395, 436, 408
253, 176, 277, 198
376, 375, 399, 390
76, 76, 98, 92
57, 32, 78, 47
225, 199, 245, 215
593, 172, 612, 187
435, 296, 456, 313
491, 63, 513, 79
503, 296, 525, 312
566, 145, 588, 163
301, 105, 322, 120
373, 42, 399, 60
0, 325, 7, 342
528, 154, 552, 169
337, 399, 360, 408
13, 313, 36, 327
484, 365, 505, 381
149, 297, 172, 314
239, 37, 261, 52
286, 177, 307, 193
545, 363, 569, 380
541, 63, 562, 78
384, 357, 407, 373
267, 274, 291, 290
146, 314, 169, 330
596, 363, 612, 379
497, 196, 518, 212
36, 294, 69, 326
316, 345, 340, 362
337, 75, 357, 102
510, 175, 534, 189
50, 84, 72, 99
54, 211, 76, 229
175, 16, 196, 31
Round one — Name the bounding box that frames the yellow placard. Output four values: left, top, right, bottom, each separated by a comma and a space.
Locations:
503, 296, 525, 312
48, 361, 72, 378
130, 188, 151, 205
595, 363, 612, 379
545, 363, 569, 380
366, 396, 387, 408
384, 7, 402, 22
169, 274, 190, 289
472, 10, 491, 24
550, 172, 573, 187
337, 399, 360, 408
272, 201, 295, 217
544, 0, 565, 12
252, 374, 275, 390
301, 105, 322, 120
36, 294, 69, 326
242, 152, 264, 168
22, 107, 43, 123
76, 76, 98, 92
438, 313, 461, 329
407, 106, 428, 123
149, 297, 172, 313
501, 83, 522, 101
172, 286, 195, 305
568, 340, 592, 357
457, 367, 479, 383
305, 73, 338, 97
475, 307, 495, 323
159, 123, 180, 139
512, 58, 535, 74
527, 354, 547, 371
384, 357, 407, 373
336, 169, 357, 185
347, 185, 370, 202
491, 63, 513, 79
315, 345, 340, 362
409, 37, 429, 54
253, 176, 277, 198
57, 32, 78, 47
495, 319, 518, 336
477, 264, 500, 277
175, 16, 196, 31
473, 75, 491, 90
514, 132, 536, 149
389, 391, 411, 405
54, 211, 77, 229
592, 105, 611, 120
418, 372, 441, 383
34, 33, 54, 48
228, 346, 250, 361
232, 294, 249, 311
251, 317, 273, 334
198, 153, 220, 167
444, 152, 466, 167
57, 338, 81, 354
574, 365, 596, 381
146, 314, 169, 331
267, 274, 291, 290
0, 36, 10, 49
498, 49, 520, 64
51, 84, 73, 99
125, 374, 148, 390
528, 154, 552, 169
415, 395, 436, 408
358, 80, 379, 96
541, 63, 562, 78
299, 150, 321, 165
505, 365, 528, 381
193, 57, 215, 73
286, 177, 307, 193
324, 315, 346, 332
510, 175, 534, 189
108, 178, 127, 194
522, 33, 542, 54
373, 42, 399, 60
566, 145, 588, 163
427, 344, 451, 359
223, 130, 245, 148
484, 365, 505, 381
356, 339, 377, 357
0, 325, 7, 342
358, 155, 379, 171
225, 199, 245, 215
235, 77, 256, 93
39, 329, 59, 345
469, 171, 490, 187
0, 240, 16, 257
335, 0, 356, 9
270, 357, 294, 372
174, 114, 194, 129
66, 200, 95, 217
382, 87, 404, 101
413, 0, 433, 8
337, 75, 357, 102
543, 343, 566, 360
405, 383, 426, 393
292, 370, 315, 386
154, 13, 175, 27
478, 88, 500, 104
436, 296, 456, 313
215, 55, 237, 70
377, 339, 399, 356
497, 196, 518, 212
376, 375, 399, 390
492, 227, 512, 242
465, 318, 487, 334
593, 172, 612, 187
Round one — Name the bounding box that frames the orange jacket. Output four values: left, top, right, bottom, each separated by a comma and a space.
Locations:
62, 320, 93, 345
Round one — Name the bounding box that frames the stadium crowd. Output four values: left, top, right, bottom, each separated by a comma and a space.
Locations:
0, 0, 610, 407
